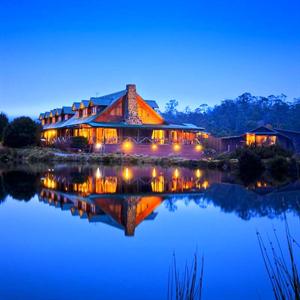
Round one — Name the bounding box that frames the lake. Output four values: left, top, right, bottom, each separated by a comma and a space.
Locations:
0, 164, 299, 299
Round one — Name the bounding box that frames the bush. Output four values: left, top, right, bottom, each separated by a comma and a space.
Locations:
247, 145, 292, 159
3, 117, 41, 148
268, 156, 289, 179
238, 148, 264, 184
0, 112, 9, 141
70, 136, 88, 150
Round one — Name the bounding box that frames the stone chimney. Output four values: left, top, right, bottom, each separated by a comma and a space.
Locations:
124, 84, 142, 124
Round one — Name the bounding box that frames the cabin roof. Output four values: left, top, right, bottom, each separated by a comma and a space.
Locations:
90, 90, 127, 106
80, 100, 89, 108
88, 121, 204, 131
55, 108, 62, 116
248, 126, 278, 135
72, 102, 81, 110
61, 106, 74, 115
145, 100, 159, 109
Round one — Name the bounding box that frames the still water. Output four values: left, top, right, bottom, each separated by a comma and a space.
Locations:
0, 164, 299, 300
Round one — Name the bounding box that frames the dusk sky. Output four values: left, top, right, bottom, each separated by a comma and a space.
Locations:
1, 0, 300, 117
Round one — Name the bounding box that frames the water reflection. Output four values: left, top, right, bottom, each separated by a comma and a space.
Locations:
0, 165, 300, 236
38, 166, 219, 236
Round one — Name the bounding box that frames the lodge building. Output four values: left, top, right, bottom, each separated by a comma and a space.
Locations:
39, 84, 207, 156
39, 84, 300, 155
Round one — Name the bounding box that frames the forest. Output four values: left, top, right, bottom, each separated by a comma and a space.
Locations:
162, 93, 300, 137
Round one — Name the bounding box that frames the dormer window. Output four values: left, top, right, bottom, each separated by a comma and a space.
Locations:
52, 117, 56, 123
92, 106, 98, 115
58, 116, 62, 122
42, 120, 45, 125
83, 108, 88, 117
64, 115, 69, 121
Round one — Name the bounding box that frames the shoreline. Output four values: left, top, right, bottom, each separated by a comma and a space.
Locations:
0, 146, 238, 169
1, 146, 299, 172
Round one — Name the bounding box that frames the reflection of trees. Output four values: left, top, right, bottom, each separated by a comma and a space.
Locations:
70, 172, 89, 184
164, 198, 178, 212
0, 175, 7, 204
203, 183, 300, 220
3, 171, 39, 201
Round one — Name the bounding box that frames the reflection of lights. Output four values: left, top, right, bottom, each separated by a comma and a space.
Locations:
195, 144, 203, 152
95, 143, 102, 150
195, 169, 202, 179
151, 175, 165, 192
173, 144, 181, 152
256, 181, 267, 188
122, 140, 133, 151
202, 180, 209, 189
173, 168, 180, 179
151, 144, 158, 151
152, 168, 157, 178
95, 168, 102, 179
123, 167, 133, 181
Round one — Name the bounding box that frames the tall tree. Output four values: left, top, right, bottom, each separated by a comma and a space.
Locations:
0, 112, 9, 141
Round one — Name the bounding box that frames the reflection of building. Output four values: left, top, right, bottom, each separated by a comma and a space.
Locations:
41, 166, 219, 196
39, 166, 221, 235
39, 189, 162, 236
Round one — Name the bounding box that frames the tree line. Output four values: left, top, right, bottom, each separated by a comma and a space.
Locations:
162, 93, 300, 137
0, 113, 41, 147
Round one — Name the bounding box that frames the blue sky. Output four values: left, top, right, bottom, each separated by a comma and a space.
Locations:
0, 0, 300, 117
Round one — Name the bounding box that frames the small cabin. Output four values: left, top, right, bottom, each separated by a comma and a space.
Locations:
221, 126, 299, 153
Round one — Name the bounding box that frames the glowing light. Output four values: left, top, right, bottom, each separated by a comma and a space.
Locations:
151, 144, 158, 151
122, 167, 133, 181
195, 169, 202, 179
95, 143, 102, 150
195, 144, 203, 152
173, 168, 180, 179
173, 144, 181, 152
122, 140, 133, 151
95, 168, 102, 179
152, 168, 157, 178
202, 180, 209, 189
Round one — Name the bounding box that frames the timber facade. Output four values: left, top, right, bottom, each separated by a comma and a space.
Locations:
39, 84, 207, 157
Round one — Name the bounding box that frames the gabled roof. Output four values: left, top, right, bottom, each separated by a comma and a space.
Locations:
61, 106, 74, 115
89, 90, 127, 107
39, 113, 45, 120
145, 100, 159, 109
44, 112, 50, 118
59, 111, 101, 128
248, 126, 278, 135
79, 100, 89, 109
55, 108, 62, 116
88, 121, 204, 131
72, 102, 80, 111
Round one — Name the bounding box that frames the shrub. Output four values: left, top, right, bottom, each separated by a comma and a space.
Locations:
0, 112, 9, 141
238, 148, 264, 184
70, 136, 88, 150
53, 138, 71, 151
268, 156, 289, 179
252, 145, 292, 159
3, 117, 41, 148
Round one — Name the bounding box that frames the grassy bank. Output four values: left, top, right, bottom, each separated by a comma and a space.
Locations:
1, 146, 299, 173
0, 146, 238, 169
